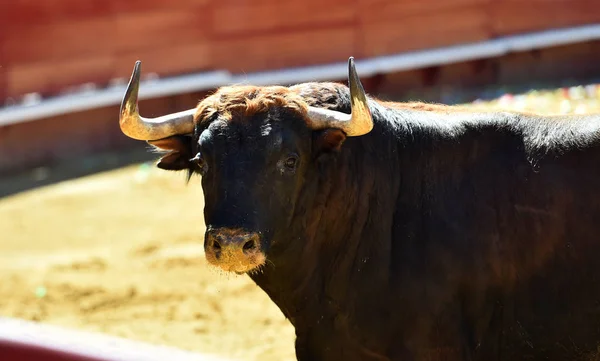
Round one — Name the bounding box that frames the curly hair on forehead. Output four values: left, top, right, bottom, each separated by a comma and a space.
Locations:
194, 85, 312, 125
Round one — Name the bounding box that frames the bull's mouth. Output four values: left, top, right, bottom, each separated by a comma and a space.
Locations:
205, 251, 267, 274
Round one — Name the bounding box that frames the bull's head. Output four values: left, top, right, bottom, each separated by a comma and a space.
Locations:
119, 58, 373, 274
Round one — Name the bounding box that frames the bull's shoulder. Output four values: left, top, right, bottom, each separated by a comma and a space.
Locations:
292, 82, 600, 152
376, 100, 600, 155
377, 100, 474, 113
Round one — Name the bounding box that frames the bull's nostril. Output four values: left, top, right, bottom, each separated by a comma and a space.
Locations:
212, 239, 222, 251
243, 240, 257, 251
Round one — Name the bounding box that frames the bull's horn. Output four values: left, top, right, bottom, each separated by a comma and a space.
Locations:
119, 61, 196, 141
306, 57, 373, 137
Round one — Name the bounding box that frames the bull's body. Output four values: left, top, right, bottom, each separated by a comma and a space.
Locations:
118, 60, 600, 361
246, 84, 600, 361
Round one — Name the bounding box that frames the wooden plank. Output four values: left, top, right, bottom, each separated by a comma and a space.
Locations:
0, 104, 121, 171
214, 0, 355, 35
436, 59, 496, 88
110, 0, 210, 14
214, 27, 356, 73
376, 69, 429, 99
3, 0, 112, 26
114, 9, 211, 53
0, 1, 9, 70
360, 6, 490, 57
497, 41, 600, 85
358, 0, 489, 23
490, 0, 600, 36
6, 55, 115, 98
114, 41, 213, 79
0, 68, 6, 102
494, 0, 586, 2
535, 41, 600, 80
3, 16, 115, 65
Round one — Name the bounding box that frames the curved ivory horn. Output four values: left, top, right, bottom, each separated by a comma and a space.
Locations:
119, 61, 196, 141
305, 57, 373, 136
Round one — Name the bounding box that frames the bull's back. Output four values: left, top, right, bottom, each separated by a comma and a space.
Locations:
497, 144, 600, 360
392, 119, 600, 360
462, 132, 600, 360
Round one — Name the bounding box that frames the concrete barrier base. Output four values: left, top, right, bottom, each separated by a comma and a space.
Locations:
0, 317, 234, 361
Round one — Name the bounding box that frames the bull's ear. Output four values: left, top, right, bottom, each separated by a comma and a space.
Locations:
147, 135, 193, 171
313, 128, 347, 154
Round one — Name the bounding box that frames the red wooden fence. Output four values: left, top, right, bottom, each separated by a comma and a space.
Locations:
1, 0, 599, 102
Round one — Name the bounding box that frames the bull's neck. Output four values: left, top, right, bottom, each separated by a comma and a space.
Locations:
249, 118, 405, 325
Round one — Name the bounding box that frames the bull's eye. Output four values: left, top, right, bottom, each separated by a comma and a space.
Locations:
190, 152, 208, 175
285, 157, 297, 169
279, 154, 299, 174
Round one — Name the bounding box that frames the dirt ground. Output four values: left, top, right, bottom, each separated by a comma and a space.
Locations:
2, 83, 597, 361
0, 161, 296, 361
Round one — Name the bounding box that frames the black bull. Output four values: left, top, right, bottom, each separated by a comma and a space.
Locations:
119, 60, 600, 361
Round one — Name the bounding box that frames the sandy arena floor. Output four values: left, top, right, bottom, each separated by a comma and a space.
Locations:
2, 83, 597, 361
0, 162, 296, 361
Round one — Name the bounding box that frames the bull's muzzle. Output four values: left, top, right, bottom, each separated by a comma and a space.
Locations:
204, 228, 266, 274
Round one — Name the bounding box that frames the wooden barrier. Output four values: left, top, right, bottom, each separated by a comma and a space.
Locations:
213, 0, 356, 36
359, 4, 490, 57
214, 26, 356, 72
489, 0, 599, 36
2, 0, 600, 101
0, 69, 6, 103
2, 39, 600, 176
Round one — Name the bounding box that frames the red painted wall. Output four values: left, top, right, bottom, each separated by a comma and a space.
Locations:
1, 0, 599, 101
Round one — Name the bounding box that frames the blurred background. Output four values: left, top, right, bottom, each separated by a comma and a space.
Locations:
1, 1, 600, 361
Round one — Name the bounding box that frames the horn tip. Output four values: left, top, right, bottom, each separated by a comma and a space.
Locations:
347, 57, 359, 80
121, 61, 142, 118
132, 61, 142, 81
